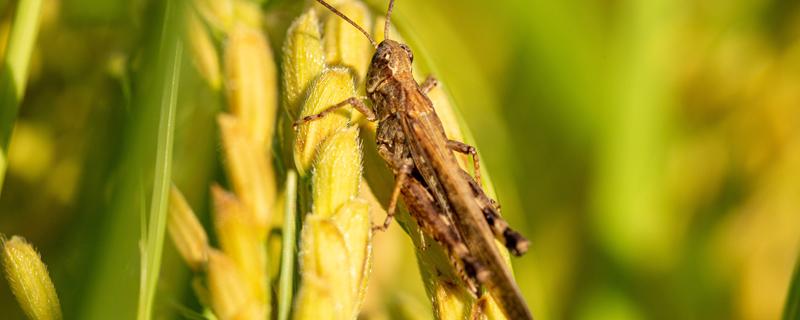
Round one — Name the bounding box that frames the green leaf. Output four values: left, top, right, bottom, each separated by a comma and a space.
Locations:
79, 1, 185, 319
0, 0, 43, 194
137, 33, 183, 320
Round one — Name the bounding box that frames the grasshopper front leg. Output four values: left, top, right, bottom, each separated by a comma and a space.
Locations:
292, 96, 376, 128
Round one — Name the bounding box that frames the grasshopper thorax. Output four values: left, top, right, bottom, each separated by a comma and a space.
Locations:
366, 40, 414, 94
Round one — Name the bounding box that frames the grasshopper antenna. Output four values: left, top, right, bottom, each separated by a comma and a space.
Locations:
384, 0, 396, 40
314, 0, 378, 48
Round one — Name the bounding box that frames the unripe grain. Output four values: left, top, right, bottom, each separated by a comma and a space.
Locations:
282, 10, 325, 115
224, 23, 278, 151
322, 0, 371, 80
211, 185, 269, 316
167, 185, 209, 271
218, 114, 276, 234
293, 68, 355, 176
2, 236, 61, 320
186, 10, 222, 90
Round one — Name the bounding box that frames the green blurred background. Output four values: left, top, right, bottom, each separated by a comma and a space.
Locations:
1, 0, 799, 319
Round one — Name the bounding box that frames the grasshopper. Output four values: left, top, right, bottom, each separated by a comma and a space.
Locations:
295, 0, 533, 318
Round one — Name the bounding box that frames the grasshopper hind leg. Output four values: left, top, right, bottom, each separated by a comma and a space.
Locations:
482, 205, 530, 256
401, 174, 485, 296
458, 169, 530, 256
445, 139, 531, 256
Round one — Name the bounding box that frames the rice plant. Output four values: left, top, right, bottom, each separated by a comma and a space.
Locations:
1, 0, 799, 319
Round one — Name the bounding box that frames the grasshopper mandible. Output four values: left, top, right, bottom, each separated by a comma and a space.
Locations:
294, 1, 533, 318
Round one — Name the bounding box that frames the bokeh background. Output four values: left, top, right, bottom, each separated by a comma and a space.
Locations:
1, 0, 799, 319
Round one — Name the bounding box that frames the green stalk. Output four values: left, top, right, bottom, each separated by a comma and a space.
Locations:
0, 0, 43, 194
136, 41, 182, 320
79, 1, 184, 318
136, 0, 184, 315
278, 170, 298, 320
784, 254, 800, 320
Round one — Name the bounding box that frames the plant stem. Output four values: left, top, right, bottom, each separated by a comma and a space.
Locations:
278, 170, 298, 320
136, 41, 182, 320
136, 1, 184, 318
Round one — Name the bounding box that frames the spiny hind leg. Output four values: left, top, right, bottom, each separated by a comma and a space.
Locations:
458, 169, 530, 256
292, 96, 375, 129
447, 140, 482, 186
481, 204, 530, 257
401, 176, 485, 295
468, 295, 491, 320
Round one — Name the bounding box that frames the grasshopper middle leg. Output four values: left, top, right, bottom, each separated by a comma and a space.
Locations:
420, 75, 439, 94
447, 139, 482, 186
373, 157, 414, 232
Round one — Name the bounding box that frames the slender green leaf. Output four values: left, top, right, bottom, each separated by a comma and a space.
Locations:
79, 1, 185, 319
136, 4, 185, 319
137, 40, 182, 320
0, 0, 43, 193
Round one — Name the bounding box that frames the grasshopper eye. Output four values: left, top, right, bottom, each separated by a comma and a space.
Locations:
399, 44, 413, 63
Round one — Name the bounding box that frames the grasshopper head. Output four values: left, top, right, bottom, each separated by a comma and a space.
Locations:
366, 40, 414, 93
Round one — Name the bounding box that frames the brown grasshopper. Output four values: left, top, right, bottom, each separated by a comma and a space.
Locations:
295, 0, 533, 318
